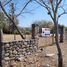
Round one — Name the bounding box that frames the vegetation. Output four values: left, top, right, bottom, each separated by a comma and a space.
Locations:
65, 26, 67, 31
0, 11, 30, 35
24, 27, 32, 35
0, 0, 32, 39
0, 12, 9, 33
0, 11, 18, 34
33, 20, 54, 28
0, 11, 31, 35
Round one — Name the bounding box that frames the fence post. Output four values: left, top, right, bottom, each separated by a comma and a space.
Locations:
0, 29, 3, 67
60, 26, 64, 43
32, 24, 35, 39
52, 33, 54, 44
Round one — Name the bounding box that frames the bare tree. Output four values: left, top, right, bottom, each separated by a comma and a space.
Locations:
0, 0, 32, 39
34, 0, 67, 67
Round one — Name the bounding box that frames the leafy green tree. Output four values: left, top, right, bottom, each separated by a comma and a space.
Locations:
0, 11, 19, 34
65, 26, 67, 31
0, 12, 7, 33
25, 27, 32, 34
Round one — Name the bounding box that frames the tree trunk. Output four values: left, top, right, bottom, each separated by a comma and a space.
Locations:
54, 22, 63, 67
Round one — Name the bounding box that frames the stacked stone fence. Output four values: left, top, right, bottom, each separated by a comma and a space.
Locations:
64, 31, 67, 41
1, 38, 38, 67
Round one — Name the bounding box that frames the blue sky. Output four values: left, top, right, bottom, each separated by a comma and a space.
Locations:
17, 1, 67, 27
4, 0, 67, 27
18, 9, 67, 27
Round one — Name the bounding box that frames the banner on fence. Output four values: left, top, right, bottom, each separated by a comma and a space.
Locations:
41, 28, 50, 37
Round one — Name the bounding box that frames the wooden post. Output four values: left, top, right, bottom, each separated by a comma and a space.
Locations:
52, 33, 54, 44
32, 24, 35, 39
60, 26, 64, 43
0, 29, 3, 67
51, 29, 55, 44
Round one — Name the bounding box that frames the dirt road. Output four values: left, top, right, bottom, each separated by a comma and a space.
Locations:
44, 42, 67, 67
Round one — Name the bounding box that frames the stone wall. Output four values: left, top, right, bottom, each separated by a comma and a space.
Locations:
2, 39, 38, 67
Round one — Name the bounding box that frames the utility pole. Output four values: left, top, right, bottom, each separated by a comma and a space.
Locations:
10, 3, 16, 40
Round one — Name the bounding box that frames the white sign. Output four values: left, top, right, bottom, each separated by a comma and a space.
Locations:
41, 28, 50, 37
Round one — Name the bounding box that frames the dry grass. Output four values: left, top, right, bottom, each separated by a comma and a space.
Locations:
3, 34, 23, 42
38, 36, 55, 47
2, 34, 55, 47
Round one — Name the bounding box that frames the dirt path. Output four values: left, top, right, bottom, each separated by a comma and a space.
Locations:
4, 42, 67, 67
20, 42, 67, 67
44, 42, 67, 67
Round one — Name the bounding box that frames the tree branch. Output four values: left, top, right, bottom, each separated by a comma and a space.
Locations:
57, 6, 67, 19
35, 0, 54, 20
55, 0, 62, 13
49, 0, 55, 13
58, 0, 62, 5
35, 0, 45, 8
58, 11, 67, 19
16, 0, 32, 17
0, 1, 25, 39
4, 0, 12, 6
